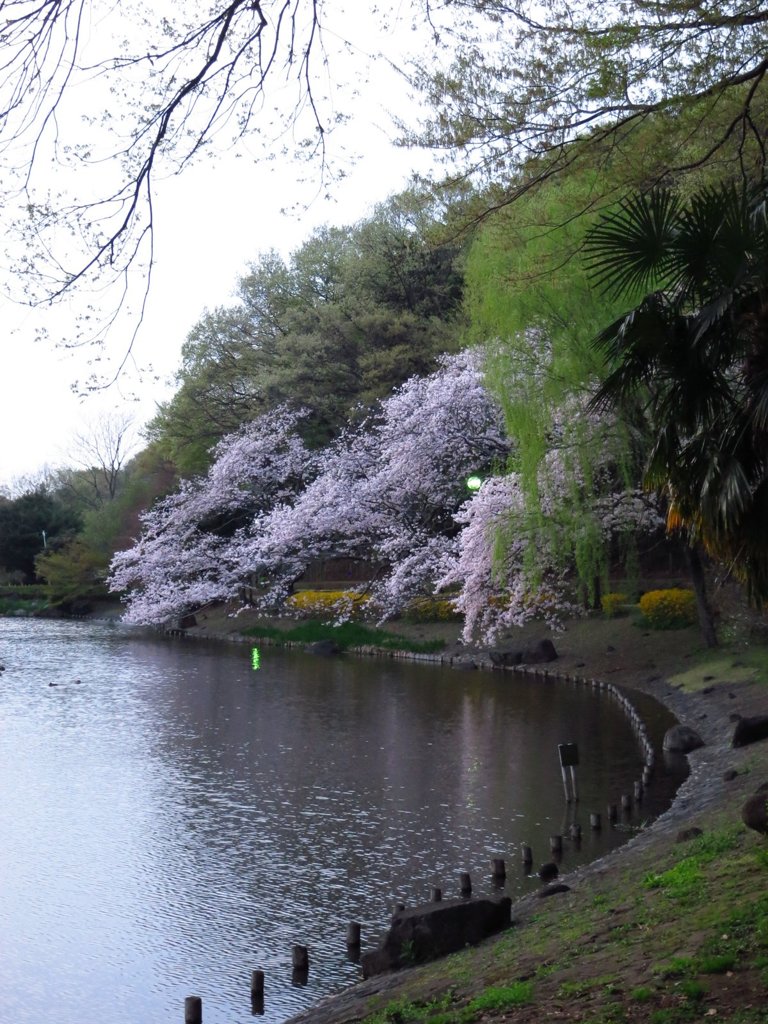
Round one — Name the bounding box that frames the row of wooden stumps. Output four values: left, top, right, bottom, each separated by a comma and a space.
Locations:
179, 862, 522, 1020
183, 932, 362, 1022
183, 678, 656, 1021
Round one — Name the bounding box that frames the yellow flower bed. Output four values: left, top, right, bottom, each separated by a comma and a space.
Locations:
601, 592, 628, 617
286, 589, 370, 619
639, 588, 697, 630
403, 596, 461, 622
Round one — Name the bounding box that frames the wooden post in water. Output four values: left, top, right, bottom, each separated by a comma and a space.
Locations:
569, 823, 582, 841
184, 996, 202, 1024
589, 812, 602, 830
292, 945, 309, 972
549, 834, 563, 854
459, 871, 472, 896
558, 743, 579, 802
250, 971, 265, 997
521, 844, 533, 866
621, 793, 633, 812
491, 857, 506, 880
607, 803, 618, 823
430, 886, 443, 902
346, 922, 361, 948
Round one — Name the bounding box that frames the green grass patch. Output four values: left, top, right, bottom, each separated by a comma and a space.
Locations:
643, 860, 703, 901
630, 986, 654, 1002
654, 956, 695, 979
0, 596, 48, 614
242, 619, 445, 653
465, 982, 533, 1011
361, 982, 533, 1024
696, 952, 737, 974
680, 979, 705, 1001
668, 646, 768, 691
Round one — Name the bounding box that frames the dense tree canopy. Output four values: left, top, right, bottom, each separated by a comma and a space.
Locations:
148, 195, 467, 473
0, 489, 82, 581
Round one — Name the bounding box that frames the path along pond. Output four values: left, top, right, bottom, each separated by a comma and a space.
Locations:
0, 618, 688, 1024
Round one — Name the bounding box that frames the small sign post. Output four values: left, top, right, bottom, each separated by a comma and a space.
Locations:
558, 742, 579, 803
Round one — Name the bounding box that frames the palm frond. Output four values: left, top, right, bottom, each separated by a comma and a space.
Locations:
584, 190, 680, 300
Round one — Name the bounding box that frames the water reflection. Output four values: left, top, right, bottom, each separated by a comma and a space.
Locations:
0, 619, 686, 1024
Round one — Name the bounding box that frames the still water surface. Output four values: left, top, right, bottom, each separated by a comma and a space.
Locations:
0, 619, 687, 1024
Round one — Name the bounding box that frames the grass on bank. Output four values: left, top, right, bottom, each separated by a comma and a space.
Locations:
241, 619, 446, 654
354, 815, 768, 1024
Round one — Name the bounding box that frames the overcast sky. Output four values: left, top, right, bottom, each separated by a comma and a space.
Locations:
0, 3, 438, 489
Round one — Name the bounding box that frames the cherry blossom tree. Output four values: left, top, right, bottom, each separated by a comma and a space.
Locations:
110, 347, 664, 634
438, 393, 665, 644
109, 405, 316, 623
220, 348, 510, 617
110, 350, 509, 623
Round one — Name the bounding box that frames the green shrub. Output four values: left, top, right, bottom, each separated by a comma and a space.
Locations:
639, 588, 697, 629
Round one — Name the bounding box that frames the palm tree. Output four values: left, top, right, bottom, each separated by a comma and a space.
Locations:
585, 182, 768, 646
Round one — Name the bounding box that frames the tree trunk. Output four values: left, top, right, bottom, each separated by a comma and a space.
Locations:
686, 543, 718, 647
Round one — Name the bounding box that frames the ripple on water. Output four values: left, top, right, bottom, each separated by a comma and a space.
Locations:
0, 619, 687, 1024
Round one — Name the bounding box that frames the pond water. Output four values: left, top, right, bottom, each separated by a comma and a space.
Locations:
0, 618, 687, 1024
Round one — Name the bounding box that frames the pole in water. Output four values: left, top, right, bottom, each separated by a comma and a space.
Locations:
558, 743, 579, 802
589, 812, 602, 830
430, 886, 442, 902
184, 996, 203, 1024
550, 834, 563, 854
491, 857, 506, 879
346, 922, 361, 947
459, 871, 472, 896
292, 945, 309, 972
521, 844, 533, 864
250, 970, 265, 997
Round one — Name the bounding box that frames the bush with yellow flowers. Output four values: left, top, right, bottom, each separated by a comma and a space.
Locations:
285, 589, 370, 620
639, 588, 697, 630
402, 596, 461, 622
601, 592, 629, 617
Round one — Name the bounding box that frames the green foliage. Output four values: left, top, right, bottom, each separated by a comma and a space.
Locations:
149, 191, 467, 474
466, 162, 648, 610
588, 180, 768, 608
35, 541, 109, 608
0, 489, 82, 581
639, 589, 697, 630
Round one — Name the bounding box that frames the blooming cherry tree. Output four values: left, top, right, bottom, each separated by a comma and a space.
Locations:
109, 406, 316, 623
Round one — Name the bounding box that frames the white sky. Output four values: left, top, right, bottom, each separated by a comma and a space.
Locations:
0, 2, 441, 489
